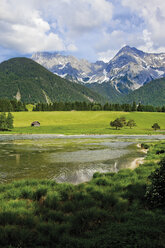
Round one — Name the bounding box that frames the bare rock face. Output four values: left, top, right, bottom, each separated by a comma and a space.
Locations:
32, 46, 165, 94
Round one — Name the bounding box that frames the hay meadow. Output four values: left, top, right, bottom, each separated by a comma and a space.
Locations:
3, 111, 165, 134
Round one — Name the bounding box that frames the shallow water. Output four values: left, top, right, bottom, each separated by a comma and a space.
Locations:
0, 134, 154, 184
0, 134, 164, 141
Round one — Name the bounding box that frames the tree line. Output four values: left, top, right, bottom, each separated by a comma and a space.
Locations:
0, 99, 27, 112
33, 101, 165, 112
0, 112, 14, 131
0, 99, 164, 113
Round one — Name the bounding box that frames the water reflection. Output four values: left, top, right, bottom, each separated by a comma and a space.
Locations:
0, 137, 146, 184
16, 154, 20, 165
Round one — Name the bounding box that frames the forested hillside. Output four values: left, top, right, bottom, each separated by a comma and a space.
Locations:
0, 58, 106, 103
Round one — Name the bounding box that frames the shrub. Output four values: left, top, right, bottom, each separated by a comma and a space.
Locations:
93, 172, 103, 178
94, 177, 111, 186
145, 157, 165, 208
141, 143, 149, 149
156, 149, 165, 155
152, 123, 160, 131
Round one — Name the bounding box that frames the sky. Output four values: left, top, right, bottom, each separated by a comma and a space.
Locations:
0, 0, 165, 62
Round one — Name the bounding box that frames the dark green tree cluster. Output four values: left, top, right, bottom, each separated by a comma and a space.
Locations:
33, 102, 102, 111
145, 158, 165, 208
110, 117, 136, 130
0, 112, 14, 131
33, 101, 165, 112
0, 99, 27, 112
152, 123, 160, 131
110, 118, 123, 130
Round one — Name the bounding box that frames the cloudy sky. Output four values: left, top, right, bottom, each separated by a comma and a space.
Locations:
0, 0, 165, 62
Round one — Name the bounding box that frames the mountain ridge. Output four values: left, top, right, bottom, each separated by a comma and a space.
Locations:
0, 57, 106, 103
32, 46, 165, 95
122, 77, 165, 106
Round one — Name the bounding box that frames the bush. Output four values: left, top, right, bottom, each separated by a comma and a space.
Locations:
156, 149, 165, 155
94, 177, 111, 186
145, 157, 165, 208
141, 143, 149, 149
152, 123, 160, 131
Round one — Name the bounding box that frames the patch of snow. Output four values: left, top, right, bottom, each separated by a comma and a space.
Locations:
59, 64, 66, 70
155, 69, 164, 76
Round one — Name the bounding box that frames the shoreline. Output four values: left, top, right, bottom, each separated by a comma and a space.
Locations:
129, 143, 149, 170
0, 133, 164, 139
129, 157, 144, 170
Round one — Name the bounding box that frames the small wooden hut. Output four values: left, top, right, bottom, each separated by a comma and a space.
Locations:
31, 121, 40, 127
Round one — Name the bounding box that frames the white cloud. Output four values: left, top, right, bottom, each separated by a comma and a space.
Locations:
122, 0, 165, 52
1, 0, 165, 62
95, 29, 145, 61
0, 0, 72, 53
0, 0, 114, 55
95, 30, 126, 53
98, 49, 118, 62
40, 0, 113, 36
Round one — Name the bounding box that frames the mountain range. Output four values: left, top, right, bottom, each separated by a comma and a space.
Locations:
0, 46, 165, 106
32, 45, 165, 96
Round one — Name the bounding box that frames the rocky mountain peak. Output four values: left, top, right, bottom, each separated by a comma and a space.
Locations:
32, 46, 165, 94
116, 45, 144, 57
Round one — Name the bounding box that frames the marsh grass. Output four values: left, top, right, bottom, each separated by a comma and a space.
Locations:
0, 142, 164, 247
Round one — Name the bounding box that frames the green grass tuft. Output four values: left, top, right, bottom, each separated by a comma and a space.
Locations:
0, 142, 164, 247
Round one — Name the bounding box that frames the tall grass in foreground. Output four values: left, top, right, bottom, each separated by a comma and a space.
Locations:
0, 142, 165, 247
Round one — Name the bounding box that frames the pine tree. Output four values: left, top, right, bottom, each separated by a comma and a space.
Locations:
137, 103, 143, 111
6, 112, 14, 129
131, 101, 137, 111
0, 113, 7, 130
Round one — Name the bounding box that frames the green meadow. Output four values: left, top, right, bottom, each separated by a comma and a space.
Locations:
2, 111, 165, 134
0, 142, 164, 247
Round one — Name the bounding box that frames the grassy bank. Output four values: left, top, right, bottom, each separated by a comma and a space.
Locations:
2, 111, 165, 134
0, 142, 165, 247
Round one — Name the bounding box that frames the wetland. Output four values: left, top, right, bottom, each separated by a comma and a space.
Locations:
0, 134, 164, 184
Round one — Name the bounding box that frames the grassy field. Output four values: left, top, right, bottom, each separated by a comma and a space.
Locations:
3, 111, 165, 134
0, 142, 164, 247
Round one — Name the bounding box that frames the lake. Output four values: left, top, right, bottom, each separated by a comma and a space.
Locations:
0, 134, 164, 184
